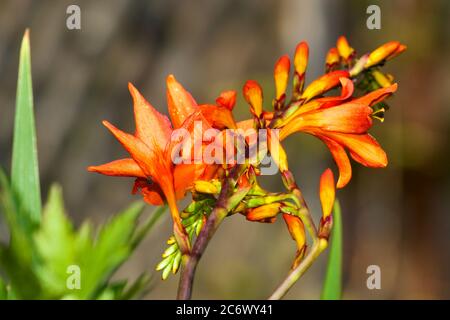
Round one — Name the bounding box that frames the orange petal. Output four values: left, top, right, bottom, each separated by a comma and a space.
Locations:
294, 41, 309, 76
178, 109, 210, 133
102, 121, 155, 176
199, 104, 237, 129
274, 55, 290, 100
387, 44, 407, 61
336, 36, 355, 61
315, 77, 354, 108
324, 132, 388, 168
283, 214, 306, 250
236, 119, 254, 131
166, 74, 198, 128
173, 163, 205, 199
283, 77, 353, 120
128, 83, 172, 148
133, 178, 165, 205
319, 168, 335, 218
296, 103, 373, 134
216, 90, 237, 110
352, 83, 397, 107
88, 158, 145, 178
268, 128, 288, 172
243, 80, 263, 118
280, 102, 372, 141
200, 164, 220, 181
301, 70, 350, 102
102, 120, 175, 202
320, 136, 352, 189
166, 110, 208, 164
277, 101, 323, 131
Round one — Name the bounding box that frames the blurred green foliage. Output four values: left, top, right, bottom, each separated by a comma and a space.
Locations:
0, 173, 161, 299
0, 31, 164, 300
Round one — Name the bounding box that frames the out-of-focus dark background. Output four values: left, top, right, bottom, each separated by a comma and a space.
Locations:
0, 0, 449, 299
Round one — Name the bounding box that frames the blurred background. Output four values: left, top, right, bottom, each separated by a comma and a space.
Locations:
0, 0, 449, 299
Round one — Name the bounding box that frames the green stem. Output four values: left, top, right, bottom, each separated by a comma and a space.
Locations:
269, 238, 328, 300
267, 169, 326, 299
177, 165, 247, 300
282, 170, 318, 244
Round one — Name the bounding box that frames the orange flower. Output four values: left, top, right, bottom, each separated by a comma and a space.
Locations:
280, 77, 397, 188
88, 83, 202, 252
365, 41, 407, 68
89, 77, 235, 252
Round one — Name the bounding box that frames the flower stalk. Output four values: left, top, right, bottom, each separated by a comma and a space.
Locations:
269, 239, 328, 300
177, 164, 249, 300
87, 35, 405, 299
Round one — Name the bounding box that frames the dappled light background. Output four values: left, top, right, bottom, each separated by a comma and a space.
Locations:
0, 0, 449, 299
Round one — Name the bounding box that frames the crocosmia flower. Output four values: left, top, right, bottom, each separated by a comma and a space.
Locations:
86, 33, 406, 293
279, 77, 396, 188
88, 77, 237, 252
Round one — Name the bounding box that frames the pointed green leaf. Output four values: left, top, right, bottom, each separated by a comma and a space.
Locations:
0, 167, 40, 298
76, 201, 145, 298
11, 29, 41, 224
34, 184, 76, 297
321, 199, 343, 300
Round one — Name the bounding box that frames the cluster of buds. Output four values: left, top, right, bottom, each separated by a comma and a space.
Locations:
88, 36, 405, 281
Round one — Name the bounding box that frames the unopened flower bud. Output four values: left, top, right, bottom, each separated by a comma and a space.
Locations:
336, 36, 355, 63
372, 70, 392, 88
193, 180, 219, 194
283, 213, 306, 253
318, 168, 335, 239
294, 41, 309, 76
293, 41, 309, 96
246, 203, 281, 222
387, 44, 407, 61
365, 41, 406, 69
325, 47, 340, 72
243, 80, 263, 118
320, 168, 335, 219
274, 55, 290, 101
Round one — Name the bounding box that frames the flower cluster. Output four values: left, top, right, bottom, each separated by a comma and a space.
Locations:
88, 36, 405, 288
